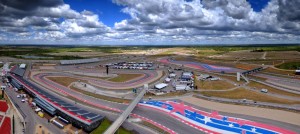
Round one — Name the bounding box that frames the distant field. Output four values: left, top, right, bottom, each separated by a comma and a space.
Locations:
276, 62, 300, 70
201, 88, 300, 104
211, 50, 263, 61
266, 51, 300, 60
1, 45, 299, 60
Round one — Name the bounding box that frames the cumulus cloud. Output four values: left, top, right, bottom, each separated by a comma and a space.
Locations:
0, 0, 299, 44
278, 0, 300, 21
111, 0, 299, 44
0, 0, 111, 42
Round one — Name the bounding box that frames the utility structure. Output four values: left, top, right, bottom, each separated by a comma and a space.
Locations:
106, 65, 109, 75
237, 67, 265, 83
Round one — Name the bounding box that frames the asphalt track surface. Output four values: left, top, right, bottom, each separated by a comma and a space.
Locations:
254, 73, 300, 92
54, 65, 162, 89
27, 60, 300, 134
30, 71, 205, 133
30, 71, 300, 134
158, 58, 243, 73
34, 70, 160, 89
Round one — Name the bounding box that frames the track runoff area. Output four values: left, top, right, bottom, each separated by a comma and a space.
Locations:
10, 58, 299, 134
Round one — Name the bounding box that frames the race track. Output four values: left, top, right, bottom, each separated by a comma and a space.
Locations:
28, 62, 300, 134
159, 58, 242, 73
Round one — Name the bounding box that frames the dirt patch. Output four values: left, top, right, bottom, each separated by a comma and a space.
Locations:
266, 51, 300, 60
195, 78, 235, 90
212, 50, 263, 61
47, 77, 88, 87
107, 74, 143, 82
235, 63, 260, 70
200, 88, 300, 104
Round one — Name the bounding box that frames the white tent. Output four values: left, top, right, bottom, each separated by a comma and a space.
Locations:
165, 78, 171, 83
155, 83, 168, 90
169, 73, 176, 78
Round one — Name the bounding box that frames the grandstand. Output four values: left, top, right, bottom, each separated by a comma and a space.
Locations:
60, 58, 100, 65
34, 97, 57, 115
10, 66, 25, 77
9, 74, 104, 132
10, 79, 23, 90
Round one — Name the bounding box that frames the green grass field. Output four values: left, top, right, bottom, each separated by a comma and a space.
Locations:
276, 62, 300, 70
91, 118, 133, 134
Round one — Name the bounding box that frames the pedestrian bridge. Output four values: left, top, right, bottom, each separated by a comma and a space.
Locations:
104, 85, 147, 134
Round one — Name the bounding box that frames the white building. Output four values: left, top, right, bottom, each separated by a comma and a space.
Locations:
175, 85, 191, 91
19, 64, 26, 69
154, 83, 168, 90
165, 78, 171, 83
169, 73, 177, 78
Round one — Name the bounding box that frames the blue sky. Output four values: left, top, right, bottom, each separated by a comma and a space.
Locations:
64, 0, 130, 27
247, 0, 270, 12
0, 0, 299, 45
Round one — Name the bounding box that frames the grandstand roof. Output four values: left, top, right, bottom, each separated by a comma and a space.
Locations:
10, 66, 25, 77
10, 74, 104, 125
60, 58, 100, 65
155, 83, 168, 89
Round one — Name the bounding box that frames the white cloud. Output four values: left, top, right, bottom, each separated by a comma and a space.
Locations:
0, 0, 299, 44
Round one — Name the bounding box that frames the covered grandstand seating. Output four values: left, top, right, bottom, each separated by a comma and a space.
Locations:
10, 79, 23, 90
10, 65, 25, 77
34, 97, 57, 115
10, 74, 104, 132
60, 58, 100, 65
